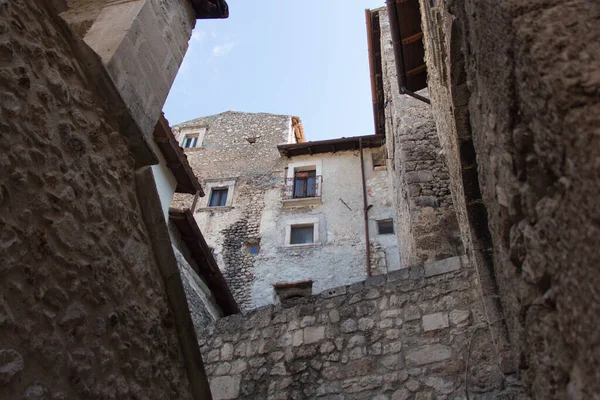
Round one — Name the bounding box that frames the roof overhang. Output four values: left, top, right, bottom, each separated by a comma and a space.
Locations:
385, 0, 427, 92
189, 0, 229, 19
169, 208, 239, 315
153, 115, 204, 196
366, 8, 386, 138
278, 135, 384, 158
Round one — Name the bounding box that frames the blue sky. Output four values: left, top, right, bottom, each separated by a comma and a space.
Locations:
163, 0, 386, 141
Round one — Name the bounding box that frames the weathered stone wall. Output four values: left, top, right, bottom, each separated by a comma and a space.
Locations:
173, 112, 401, 310
420, 0, 600, 398
169, 222, 223, 334
199, 257, 525, 400
377, 9, 462, 267
172, 112, 292, 310
59, 0, 197, 164
0, 1, 194, 398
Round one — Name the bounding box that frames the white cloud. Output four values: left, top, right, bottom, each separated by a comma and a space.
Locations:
212, 41, 237, 57
191, 30, 205, 42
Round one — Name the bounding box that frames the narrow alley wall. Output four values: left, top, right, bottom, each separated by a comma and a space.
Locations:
420, 0, 600, 398
0, 1, 195, 398
377, 9, 462, 267
200, 257, 525, 400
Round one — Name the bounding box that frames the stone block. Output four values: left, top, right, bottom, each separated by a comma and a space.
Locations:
270, 362, 287, 376
387, 268, 409, 282
406, 344, 452, 366
424, 376, 455, 395
392, 389, 410, 400
328, 309, 340, 323
210, 375, 241, 400
292, 330, 304, 347
365, 275, 386, 287
422, 312, 449, 332
220, 343, 233, 361
449, 309, 471, 326
424, 256, 462, 278
321, 285, 347, 298
340, 319, 358, 333
303, 326, 325, 344
405, 170, 434, 183
358, 317, 375, 331
381, 354, 404, 370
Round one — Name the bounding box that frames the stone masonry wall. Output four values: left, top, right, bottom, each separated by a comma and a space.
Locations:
0, 1, 193, 398
172, 111, 292, 310
199, 257, 525, 400
378, 9, 462, 266
420, 1, 600, 398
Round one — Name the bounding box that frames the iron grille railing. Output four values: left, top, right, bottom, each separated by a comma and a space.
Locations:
283, 175, 322, 200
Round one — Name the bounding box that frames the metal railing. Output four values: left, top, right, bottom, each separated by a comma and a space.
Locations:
283, 175, 322, 200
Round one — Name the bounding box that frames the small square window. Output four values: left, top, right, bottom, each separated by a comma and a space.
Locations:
183, 134, 198, 148
247, 242, 260, 255
290, 225, 314, 245
209, 188, 228, 207
377, 219, 394, 235
372, 148, 386, 169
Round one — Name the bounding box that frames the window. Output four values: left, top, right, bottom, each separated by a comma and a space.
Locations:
372, 148, 386, 169
377, 219, 394, 235
293, 170, 317, 198
183, 134, 198, 148
247, 242, 260, 255
209, 188, 228, 207
290, 224, 314, 245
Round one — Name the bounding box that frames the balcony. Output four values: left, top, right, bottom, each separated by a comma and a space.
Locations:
282, 175, 322, 207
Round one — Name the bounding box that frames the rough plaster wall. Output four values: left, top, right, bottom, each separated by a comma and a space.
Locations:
173, 112, 399, 310
199, 259, 525, 400
378, 9, 462, 266
253, 150, 400, 308
0, 1, 193, 398
421, 0, 600, 398
173, 112, 292, 310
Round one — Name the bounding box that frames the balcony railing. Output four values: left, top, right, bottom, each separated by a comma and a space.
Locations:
283, 175, 322, 200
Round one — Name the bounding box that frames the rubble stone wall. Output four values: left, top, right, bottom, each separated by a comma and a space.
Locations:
420, 0, 600, 398
172, 112, 292, 310
0, 1, 194, 398
200, 257, 525, 400
378, 9, 462, 266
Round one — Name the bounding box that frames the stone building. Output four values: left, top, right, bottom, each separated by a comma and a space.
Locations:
0, 0, 231, 398
173, 111, 401, 310
365, 0, 600, 398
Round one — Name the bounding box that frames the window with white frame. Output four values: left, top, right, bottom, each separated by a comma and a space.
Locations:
200, 179, 236, 210
183, 133, 199, 148
377, 219, 394, 235
209, 188, 228, 207
285, 217, 320, 246
290, 224, 314, 244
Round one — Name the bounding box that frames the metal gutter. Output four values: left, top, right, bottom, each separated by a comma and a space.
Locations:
359, 138, 372, 277
365, 9, 379, 137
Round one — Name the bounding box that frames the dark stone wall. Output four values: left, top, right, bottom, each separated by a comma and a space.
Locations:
421, 0, 600, 397
377, 8, 463, 267
0, 1, 193, 398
